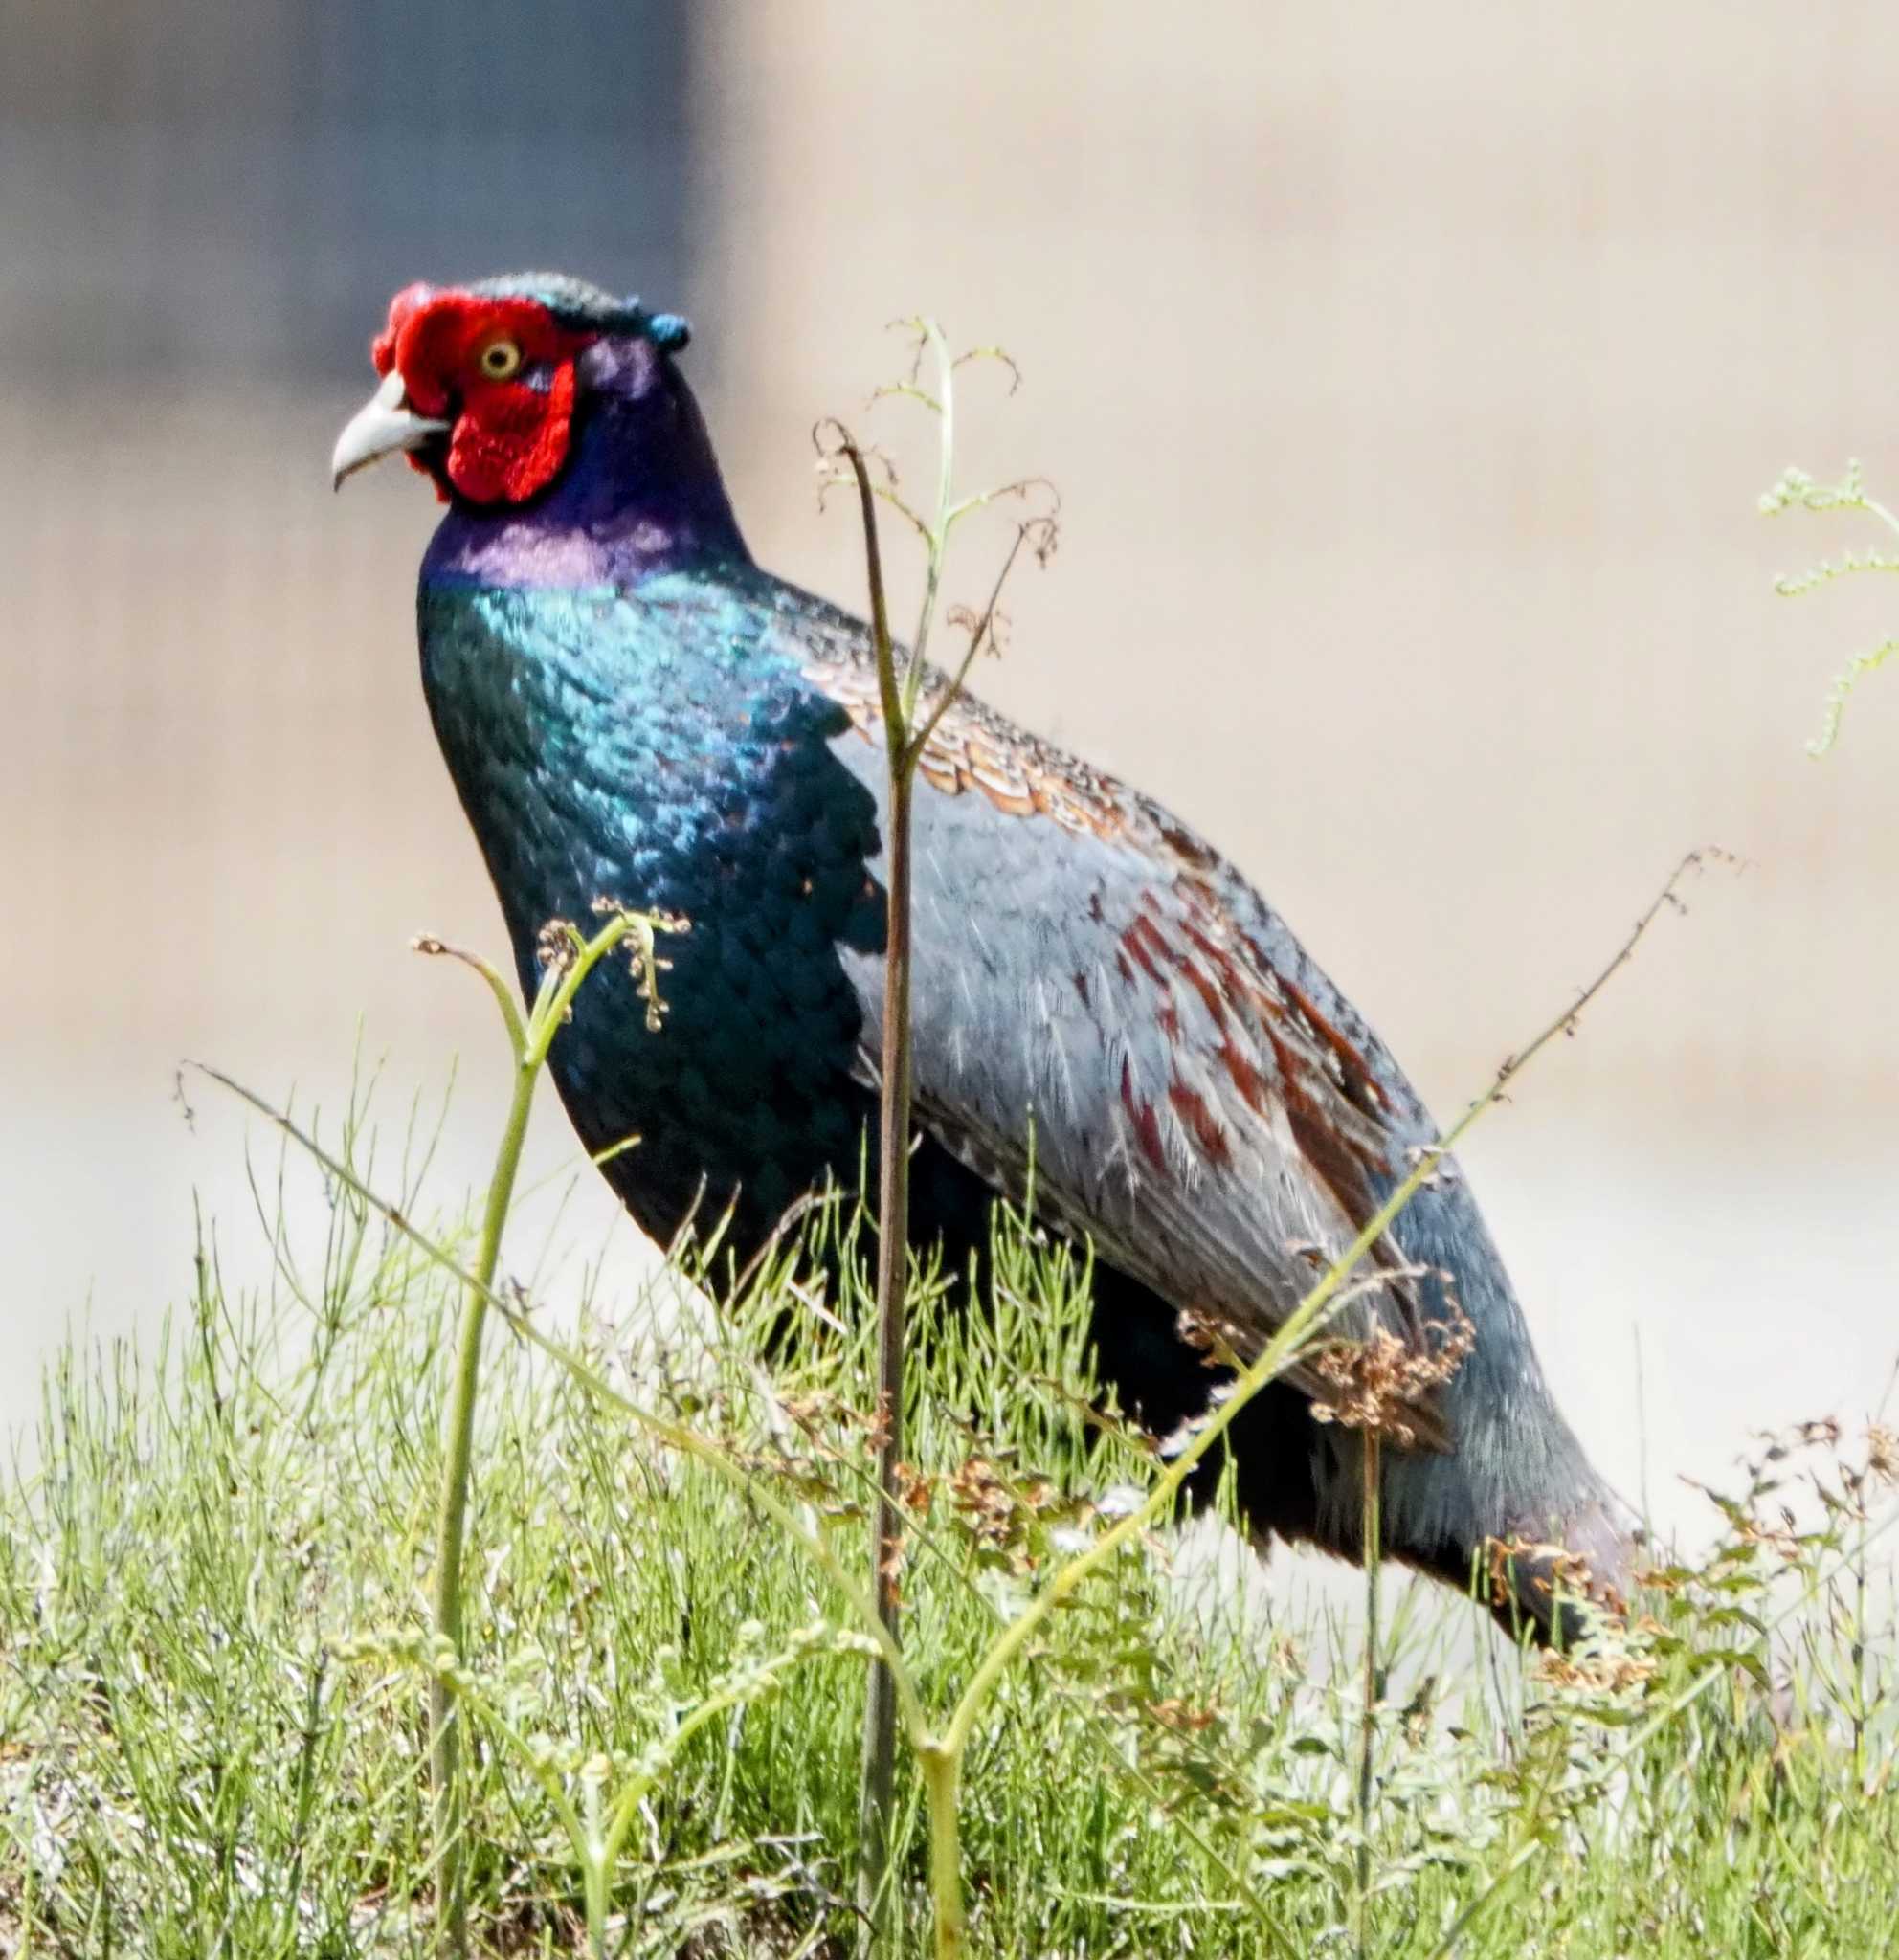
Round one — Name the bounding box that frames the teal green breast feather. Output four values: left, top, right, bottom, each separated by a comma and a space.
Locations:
419, 569, 886, 1239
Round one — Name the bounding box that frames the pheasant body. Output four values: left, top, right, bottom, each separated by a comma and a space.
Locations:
341, 272, 1632, 1632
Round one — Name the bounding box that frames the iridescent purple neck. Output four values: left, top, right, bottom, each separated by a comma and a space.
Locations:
420, 334, 749, 590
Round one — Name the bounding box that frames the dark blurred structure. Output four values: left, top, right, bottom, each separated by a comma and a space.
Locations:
0, 0, 692, 380
0, 0, 699, 1431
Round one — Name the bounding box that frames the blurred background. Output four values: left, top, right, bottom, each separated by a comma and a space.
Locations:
3, 4, 1894, 1552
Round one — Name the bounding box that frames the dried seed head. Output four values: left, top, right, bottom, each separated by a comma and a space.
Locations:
1147, 1698, 1218, 1734
1485, 1534, 1597, 1610
893, 1461, 935, 1515
1309, 1305, 1476, 1446
1533, 1645, 1656, 1696
535, 919, 580, 975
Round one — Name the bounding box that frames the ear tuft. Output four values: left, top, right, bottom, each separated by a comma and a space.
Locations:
646, 312, 691, 353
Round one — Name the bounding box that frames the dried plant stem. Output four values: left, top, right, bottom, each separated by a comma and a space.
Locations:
861, 590, 913, 1947
830, 319, 1026, 1950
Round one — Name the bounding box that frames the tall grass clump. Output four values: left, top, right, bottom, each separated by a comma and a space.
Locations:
3, 1066, 1897, 1956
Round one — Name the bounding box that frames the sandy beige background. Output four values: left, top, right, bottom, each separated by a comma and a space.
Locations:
4, 6, 1895, 1553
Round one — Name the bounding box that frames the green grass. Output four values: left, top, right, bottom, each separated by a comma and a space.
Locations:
2, 1086, 1897, 1958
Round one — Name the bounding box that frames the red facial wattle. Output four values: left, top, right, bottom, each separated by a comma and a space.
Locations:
370, 285, 597, 505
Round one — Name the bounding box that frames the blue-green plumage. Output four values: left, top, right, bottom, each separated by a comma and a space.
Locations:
420, 572, 885, 1238
359, 271, 1631, 1635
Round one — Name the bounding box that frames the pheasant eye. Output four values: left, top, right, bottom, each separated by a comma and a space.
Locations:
478, 337, 524, 380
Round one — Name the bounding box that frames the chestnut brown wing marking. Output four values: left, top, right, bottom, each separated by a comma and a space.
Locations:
802, 658, 1128, 840
1121, 869, 1431, 1348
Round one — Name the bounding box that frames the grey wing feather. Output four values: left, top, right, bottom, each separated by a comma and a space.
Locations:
800, 635, 1452, 1431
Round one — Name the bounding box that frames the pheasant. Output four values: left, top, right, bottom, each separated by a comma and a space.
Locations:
333, 273, 1631, 1635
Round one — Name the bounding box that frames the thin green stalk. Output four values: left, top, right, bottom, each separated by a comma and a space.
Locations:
428, 1013, 542, 1952
598, 1655, 801, 1871
919, 1743, 964, 1960
1852, 1548, 1868, 1792
280, 1650, 327, 1942
1356, 1429, 1382, 1960
902, 319, 956, 705
580, 1760, 610, 1949
839, 320, 968, 1949
388, 914, 660, 1957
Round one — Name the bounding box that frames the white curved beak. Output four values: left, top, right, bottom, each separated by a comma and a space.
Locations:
331, 369, 450, 489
